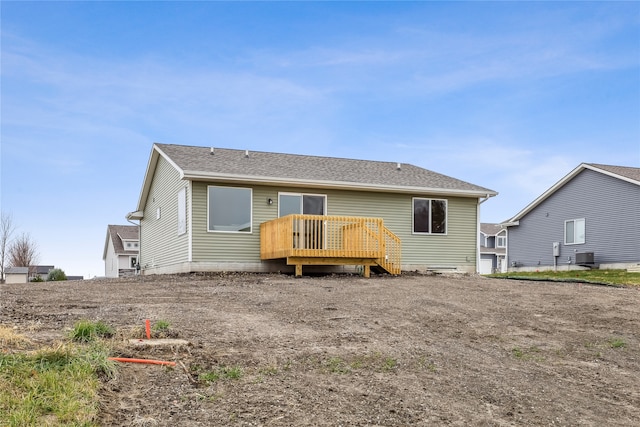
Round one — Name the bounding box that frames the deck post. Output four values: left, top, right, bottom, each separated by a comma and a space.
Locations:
295, 264, 303, 278
363, 265, 370, 278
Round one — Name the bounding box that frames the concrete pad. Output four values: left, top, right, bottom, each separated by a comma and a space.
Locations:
128, 338, 190, 347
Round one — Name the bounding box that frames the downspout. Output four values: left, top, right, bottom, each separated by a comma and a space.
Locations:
476, 194, 494, 273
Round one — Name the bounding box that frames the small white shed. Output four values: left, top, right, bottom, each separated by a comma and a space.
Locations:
5, 267, 29, 284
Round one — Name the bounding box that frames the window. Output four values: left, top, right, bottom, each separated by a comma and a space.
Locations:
413, 198, 447, 234
565, 218, 585, 245
278, 193, 326, 217
124, 241, 139, 250
178, 187, 187, 235
129, 256, 138, 269
208, 186, 252, 232
496, 235, 506, 248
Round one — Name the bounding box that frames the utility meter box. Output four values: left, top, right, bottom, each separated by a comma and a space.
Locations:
552, 242, 560, 257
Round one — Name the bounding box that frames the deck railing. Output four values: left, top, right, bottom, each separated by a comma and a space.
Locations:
260, 214, 401, 275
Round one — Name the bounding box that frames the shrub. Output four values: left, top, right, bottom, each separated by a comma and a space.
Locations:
47, 268, 67, 281
30, 275, 44, 282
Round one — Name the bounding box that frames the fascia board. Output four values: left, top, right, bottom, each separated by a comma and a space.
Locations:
134, 144, 185, 212
102, 229, 111, 261
181, 170, 498, 198
504, 164, 587, 223
500, 221, 519, 227
584, 164, 640, 186
126, 211, 144, 220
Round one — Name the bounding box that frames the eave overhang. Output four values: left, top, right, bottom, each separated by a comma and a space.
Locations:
126, 211, 144, 220
181, 170, 498, 199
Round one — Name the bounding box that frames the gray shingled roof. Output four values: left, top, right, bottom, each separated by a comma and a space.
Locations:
107, 225, 139, 255
155, 143, 496, 196
480, 223, 505, 236
587, 163, 640, 183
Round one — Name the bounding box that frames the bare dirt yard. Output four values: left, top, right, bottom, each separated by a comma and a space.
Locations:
2, 272, 639, 426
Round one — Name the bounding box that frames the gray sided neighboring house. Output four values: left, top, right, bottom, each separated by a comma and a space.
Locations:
128, 143, 497, 276
503, 163, 640, 271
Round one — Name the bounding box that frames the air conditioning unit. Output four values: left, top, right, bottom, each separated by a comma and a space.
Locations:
576, 252, 594, 265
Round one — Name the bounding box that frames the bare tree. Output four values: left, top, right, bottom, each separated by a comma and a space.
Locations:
0, 211, 16, 283
8, 232, 39, 276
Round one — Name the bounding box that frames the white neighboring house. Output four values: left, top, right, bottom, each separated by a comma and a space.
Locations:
103, 225, 139, 278
5, 267, 29, 284
479, 223, 507, 274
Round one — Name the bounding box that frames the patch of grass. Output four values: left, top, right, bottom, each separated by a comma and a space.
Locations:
151, 320, 170, 333
382, 357, 398, 371
0, 342, 115, 426
222, 366, 243, 379
194, 391, 223, 402
511, 346, 543, 361
199, 365, 244, 384
609, 338, 626, 349
69, 320, 114, 343
325, 357, 351, 374
488, 269, 640, 286
319, 352, 400, 374
416, 356, 437, 372
259, 365, 278, 376
199, 370, 220, 383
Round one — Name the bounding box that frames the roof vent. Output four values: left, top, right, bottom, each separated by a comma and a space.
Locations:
245, 149, 249, 158
210, 147, 214, 155
396, 162, 401, 170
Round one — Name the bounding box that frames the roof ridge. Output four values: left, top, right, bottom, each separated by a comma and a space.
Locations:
156, 142, 419, 167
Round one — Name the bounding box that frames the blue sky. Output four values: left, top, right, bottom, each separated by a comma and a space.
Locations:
1, 1, 639, 279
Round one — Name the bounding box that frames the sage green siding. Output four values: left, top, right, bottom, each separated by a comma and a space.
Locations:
325, 190, 478, 269
140, 156, 189, 270
190, 182, 479, 270
191, 182, 265, 262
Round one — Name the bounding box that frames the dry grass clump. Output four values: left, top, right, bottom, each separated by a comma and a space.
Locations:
0, 325, 33, 351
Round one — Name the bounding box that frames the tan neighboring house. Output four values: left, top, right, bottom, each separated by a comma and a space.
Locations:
5, 267, 29, 284
127, 143, 497, 277
103, 225, 139, 278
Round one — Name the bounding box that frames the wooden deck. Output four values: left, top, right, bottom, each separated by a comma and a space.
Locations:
260, 215, 401, 277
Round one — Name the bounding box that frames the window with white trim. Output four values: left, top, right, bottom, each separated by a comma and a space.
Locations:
208, 186, 252, 232
413, 198, 447, 234
177, 187, 187, 235
496, 235, 506, 248
565, 218, 585, 245
123, 240, 139, 250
